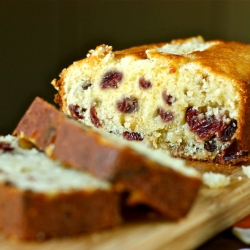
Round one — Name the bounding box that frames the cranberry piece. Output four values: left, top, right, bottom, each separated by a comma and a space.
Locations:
90, 106, 102, 128
139, 77, 152, 89
204, 137, 217, 152
0, 142, 14, 152
117, 97, 138, 113
215, 141, 249, 164
158, 107, 174, 123
100, 70, 123, 89
219, 119, 237, 142
186, 107, 199, 128
123, 131, 144, 141
214, 142, 249, 164
162, 90, 175, 105
69, 104, 86, 120
186, 107, 222, 139
82, 83, 92, 90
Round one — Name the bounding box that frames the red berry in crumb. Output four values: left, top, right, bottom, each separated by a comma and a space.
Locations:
158, 107, 174, 123
69, 104, 86, 120
123, 131, 143, 141
186, 107, 223, 139
100, 71, 123, 89
117, 97, 138, 113
139, 77, 152, 89
0, 142, 14, 152
90, 106, 102, 128
162, 90, 175, 105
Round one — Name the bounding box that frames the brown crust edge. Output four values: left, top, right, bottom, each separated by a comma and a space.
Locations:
0, 182, 121, 240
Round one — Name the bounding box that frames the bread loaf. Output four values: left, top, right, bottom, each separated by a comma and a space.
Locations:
0, 135, 120, 240
14, 97, 202, 220
52, 36, 250, 164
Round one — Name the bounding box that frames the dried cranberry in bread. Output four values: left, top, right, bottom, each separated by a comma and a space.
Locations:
14, 97, 202, 220
0, 135, 120, 240
52, 36, 250, 164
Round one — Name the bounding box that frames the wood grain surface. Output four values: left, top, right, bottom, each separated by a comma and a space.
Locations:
1, 161, 250, 250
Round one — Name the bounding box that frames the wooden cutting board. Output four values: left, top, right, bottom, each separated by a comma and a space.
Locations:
1, 161, 250, 250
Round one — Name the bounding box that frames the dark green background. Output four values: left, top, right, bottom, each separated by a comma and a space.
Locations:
1, 0, 250, 134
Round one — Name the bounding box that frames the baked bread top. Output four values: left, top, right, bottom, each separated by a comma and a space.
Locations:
114, 36, 250, 82
53, 36, 250, 110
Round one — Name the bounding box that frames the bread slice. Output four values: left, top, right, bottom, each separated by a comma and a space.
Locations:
0, 135, 120, 240
51, 36, 250, 164
14, 97, 202, 220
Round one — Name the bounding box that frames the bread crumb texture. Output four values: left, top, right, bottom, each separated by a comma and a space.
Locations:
242, 165, 250, 178
0, 135, 111, 194
52, 36, 250, 163
202, 172, 230, 189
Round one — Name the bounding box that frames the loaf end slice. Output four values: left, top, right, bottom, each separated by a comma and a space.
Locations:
0, 135, 120, 240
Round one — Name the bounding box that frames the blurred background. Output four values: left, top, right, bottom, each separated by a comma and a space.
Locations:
1, 0, 250, 134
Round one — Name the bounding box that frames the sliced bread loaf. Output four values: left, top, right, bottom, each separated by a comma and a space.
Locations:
14, 97, 202, 220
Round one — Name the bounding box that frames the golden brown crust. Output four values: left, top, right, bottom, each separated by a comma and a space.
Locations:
239, 85, 250, 152
113, 150, 201, 219
52, 119, 128, 179
0, 182, 120, 240
189, 41, 250, 155
13, 96, 65, 150
53, 121, 201, 219
13, 97, 202, 219
51, 78, 67, 113
117, 39, 250, 84
113, 36, 203, 60
114, 42, 166, 59
190, 41, 250, 82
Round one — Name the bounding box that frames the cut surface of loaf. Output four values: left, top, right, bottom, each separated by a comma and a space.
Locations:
52, 36, 250, 164
0, 135, 120, 240
14, 97, 202, 220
